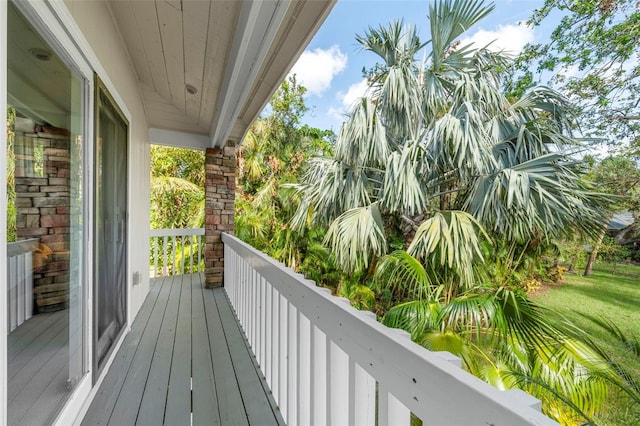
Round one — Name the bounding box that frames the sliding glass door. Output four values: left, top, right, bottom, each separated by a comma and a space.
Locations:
6, 2, 86, 423
93, 78, 128, 378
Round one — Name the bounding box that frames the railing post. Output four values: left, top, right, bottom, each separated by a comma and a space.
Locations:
162, 236, 168, 276
298, 313, 311, 425
287, 303, 299, 426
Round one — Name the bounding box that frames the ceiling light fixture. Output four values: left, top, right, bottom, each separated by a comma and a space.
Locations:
29, 48, 52, 61
185, 84, 198, 95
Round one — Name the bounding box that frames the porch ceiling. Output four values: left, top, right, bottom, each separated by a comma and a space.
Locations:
107, 0, 335, 149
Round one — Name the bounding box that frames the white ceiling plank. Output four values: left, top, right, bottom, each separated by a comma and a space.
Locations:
131, 0, 171, 102
148, 110, 203, 133
199, 1, 240, 132
156, 0, 186, 114
110, 0, 336, 148
108, 1, 154, 88
182, 0, 210, 123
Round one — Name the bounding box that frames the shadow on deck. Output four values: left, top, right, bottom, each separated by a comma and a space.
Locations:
82, 273, 284, 426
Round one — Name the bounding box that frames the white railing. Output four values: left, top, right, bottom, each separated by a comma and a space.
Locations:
149, 228, 205, 278
222, 233, 558, 426
7, 239, 39, 333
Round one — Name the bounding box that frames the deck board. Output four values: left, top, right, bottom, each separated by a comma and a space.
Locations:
203, 277, 249, 426
191, 274, 220, 426
136, 275, 181, 425
163, 273, 192, 426
82, 273, 283, 426
108, 275, 173, 426
82, 279, 165, 426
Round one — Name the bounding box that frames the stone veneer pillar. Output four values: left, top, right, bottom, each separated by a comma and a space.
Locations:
204, 142, 235, 288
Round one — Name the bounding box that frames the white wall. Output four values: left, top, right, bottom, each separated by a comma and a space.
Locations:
63, 0, 151, 320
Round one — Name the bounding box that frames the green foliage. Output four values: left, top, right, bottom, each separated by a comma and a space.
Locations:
587, 154, 640, 213
288, 0, 615, 421
598, 236, 632, 263
150, 145, 205, 230
150, 145, 205, 271
512, 0, 640, 141
6, 105, 16, 242
236, 75, 337, 283
379, 252, 617, 424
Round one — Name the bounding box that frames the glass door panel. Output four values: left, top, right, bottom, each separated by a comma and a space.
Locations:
6, 2, 85, 424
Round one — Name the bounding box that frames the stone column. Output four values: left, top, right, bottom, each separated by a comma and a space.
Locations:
204, 142, 235, 288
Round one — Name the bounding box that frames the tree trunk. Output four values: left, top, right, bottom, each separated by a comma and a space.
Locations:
584, 227, 607, 277
567, 255, 577, 273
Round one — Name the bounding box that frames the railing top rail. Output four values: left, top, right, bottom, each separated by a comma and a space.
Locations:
222, 233, 557, 426
150, 228, 205, 237
7, 238, 40, 257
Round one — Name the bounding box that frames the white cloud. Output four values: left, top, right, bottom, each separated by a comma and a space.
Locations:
325, 78, 370, 123
340, 79, 370, 108
459, 24, 534, 55
289, 45, 347, 96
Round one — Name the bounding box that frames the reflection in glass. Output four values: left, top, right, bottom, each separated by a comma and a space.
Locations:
6, 3, 85, 424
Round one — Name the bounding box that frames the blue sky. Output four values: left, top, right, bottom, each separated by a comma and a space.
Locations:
288, 0, 554, 132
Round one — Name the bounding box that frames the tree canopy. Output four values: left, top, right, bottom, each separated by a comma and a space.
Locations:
289, 0, 621, 421
513, 0, 640, 143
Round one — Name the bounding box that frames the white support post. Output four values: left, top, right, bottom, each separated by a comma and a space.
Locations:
278, 293, 288, 418
189, 236, 193, 273
260, 276, 266, 369
270, 286, 280, 405
310, 325, 327, 425
297, 313, 311, 425
328, 340, 349, 425
197, 235, 202, 272
162, 236, 168, 276
153, 237, 159, 277
287, 303, 298, 426
171, 236, 176, 275
265, 281, 273, 385
351, 361, 375, 425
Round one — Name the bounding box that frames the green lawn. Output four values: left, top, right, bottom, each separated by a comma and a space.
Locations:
533, 262, 640, 425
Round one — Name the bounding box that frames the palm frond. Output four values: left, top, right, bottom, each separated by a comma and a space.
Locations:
375, 250, 437, 300
408, 211, 488, 286
324, 203, 387, 272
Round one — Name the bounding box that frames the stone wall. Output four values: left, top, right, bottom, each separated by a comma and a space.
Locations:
14, 132, 70, 312
204, 142, 236, 288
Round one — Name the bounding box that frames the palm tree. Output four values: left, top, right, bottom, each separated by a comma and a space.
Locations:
291, 0, 613, 421
293, 0, 607, 274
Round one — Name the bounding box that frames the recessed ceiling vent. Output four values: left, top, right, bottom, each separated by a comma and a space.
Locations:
185, 84, 198, 95
29, 48, 52, 61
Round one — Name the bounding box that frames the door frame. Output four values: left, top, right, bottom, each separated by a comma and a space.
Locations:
92, 74, 130, 383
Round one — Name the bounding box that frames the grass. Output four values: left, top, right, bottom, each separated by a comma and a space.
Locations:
533, 262, 640, 425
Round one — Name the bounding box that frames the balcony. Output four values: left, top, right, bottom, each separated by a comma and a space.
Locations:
81, 229, 557, 425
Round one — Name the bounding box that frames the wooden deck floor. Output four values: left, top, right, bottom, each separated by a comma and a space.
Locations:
82, 273, 284, 426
